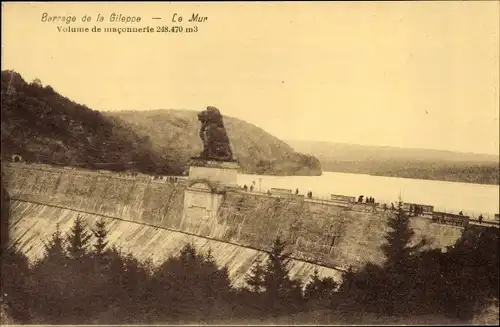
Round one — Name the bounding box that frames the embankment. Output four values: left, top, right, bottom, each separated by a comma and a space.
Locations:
4, 163, 467, 284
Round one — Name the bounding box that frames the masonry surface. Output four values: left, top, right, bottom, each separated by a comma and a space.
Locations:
4, 163, 466, 286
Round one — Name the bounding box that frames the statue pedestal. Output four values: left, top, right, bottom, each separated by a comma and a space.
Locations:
188, 157, 240, 186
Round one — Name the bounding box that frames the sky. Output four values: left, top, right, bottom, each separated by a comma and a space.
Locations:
2, 2, 499, 156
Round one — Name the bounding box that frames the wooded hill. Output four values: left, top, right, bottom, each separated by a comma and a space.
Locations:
0, 70, 321, 176
106, 109, 322, 176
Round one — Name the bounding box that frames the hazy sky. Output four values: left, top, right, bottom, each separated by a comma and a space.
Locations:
2, 2, 499, 155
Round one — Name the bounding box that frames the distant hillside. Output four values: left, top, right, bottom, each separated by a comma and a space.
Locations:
1, 70, 174, 173
287, 140, 499, 185
0, 70, 321, 176
287, 140, 499, 163
106, 110, 322, 176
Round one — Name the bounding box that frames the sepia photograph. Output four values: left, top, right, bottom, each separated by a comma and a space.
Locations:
1, 1, 499, 325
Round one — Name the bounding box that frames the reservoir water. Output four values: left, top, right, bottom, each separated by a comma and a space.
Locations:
237, 171, 500, 219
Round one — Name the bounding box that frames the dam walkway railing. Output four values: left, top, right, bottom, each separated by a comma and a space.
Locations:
239, 189, 499, 229
6, 162, 499, 230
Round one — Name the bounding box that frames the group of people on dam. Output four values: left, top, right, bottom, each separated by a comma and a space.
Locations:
242, 184, 253, 192
152, 175, 180, 183
357, 195, 376, 204
237, 183, 489, 223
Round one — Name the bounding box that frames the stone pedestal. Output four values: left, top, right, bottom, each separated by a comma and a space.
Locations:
188, 157, 240, 186
181, 158, 240, 231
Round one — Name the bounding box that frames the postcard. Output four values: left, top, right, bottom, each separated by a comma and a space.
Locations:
1, 2, 499, 325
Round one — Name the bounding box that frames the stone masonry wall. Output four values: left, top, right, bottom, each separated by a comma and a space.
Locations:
4, 163, 464, 271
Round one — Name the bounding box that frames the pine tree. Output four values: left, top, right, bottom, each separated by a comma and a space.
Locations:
304, 268, 339, 308
304, 268, 322, 301
92, 218, 109, 264
245, 258, 265, 293
336, 265, 359, 310
201, 248, 231, 321
342, 265, 356, 292
202, 248, 217, 300
381, 200, 425, 269
262, 235, 295, 313
66, 215, 92, 261
43, 223, 66, 261
203, 248, 231, 296
179, 242, 197, 264
34, 224, 73, 321
379, 200, 426, 315
263, 235, 291, 294
107, 246, 126, 299
204, 248, 215, 266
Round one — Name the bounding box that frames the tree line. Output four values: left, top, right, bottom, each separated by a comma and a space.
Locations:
1, 204, 498, 324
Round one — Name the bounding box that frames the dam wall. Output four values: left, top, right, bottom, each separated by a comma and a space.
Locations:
210, 191, 464, 268
4, 163, 465, 277
8, 200, 340, 288
3, 164, 186, 227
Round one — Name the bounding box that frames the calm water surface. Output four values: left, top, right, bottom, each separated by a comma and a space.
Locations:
237, 171, 500, 218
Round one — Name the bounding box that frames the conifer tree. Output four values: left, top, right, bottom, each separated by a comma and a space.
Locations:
92, 218, 109, 265
179, 242, 197, 264
66, 215, 92, 261
304, 268, 322, 301
33, 223, 74, 322
304, 268, 339, 308
262, 235, 295, 313
43, 223, 66, 261
201, 248, 232, 321
203, 248, 231, 294
204, 248, 215, 266
106, 246, 127, 300
341, 265, 356, 292
381, 200, 425, 269
245, 258, 265, 293
379, 199, 426, 315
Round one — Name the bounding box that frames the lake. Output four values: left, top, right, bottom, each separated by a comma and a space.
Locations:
237, 171, 500, 219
